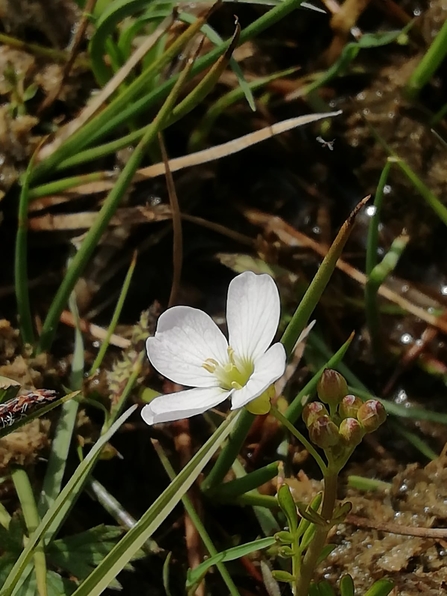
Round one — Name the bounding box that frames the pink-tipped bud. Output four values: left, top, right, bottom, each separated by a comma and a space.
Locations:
339, 394, 363, 419
317, 369, 348, 407
339, 417, 365, 447
308, 415, 340, 449
302, 402, 329, 428
357, 400, 387, 433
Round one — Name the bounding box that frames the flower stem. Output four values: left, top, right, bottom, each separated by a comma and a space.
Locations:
270, 407, 327, 475
295, 470, 338, 596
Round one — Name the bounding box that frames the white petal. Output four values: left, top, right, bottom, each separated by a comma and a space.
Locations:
230, 343, 286, 410
147, 306, 229, 387
227, 272, 281, 362
141, 386, 230, 424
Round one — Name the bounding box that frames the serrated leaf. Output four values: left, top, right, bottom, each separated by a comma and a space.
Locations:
16, 568, 75, 596
0, 554, 16, 583
48, 525, 143, 581
0, 523, 23, 553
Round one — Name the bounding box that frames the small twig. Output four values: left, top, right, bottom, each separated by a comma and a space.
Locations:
244, 208, 447, 336
158, 133, 183, 308
59, 310, 130, 349
346, 514, 447, 539
38, 0, 97, 113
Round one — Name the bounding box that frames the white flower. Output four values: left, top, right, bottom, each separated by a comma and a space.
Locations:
142, 271, 287, 425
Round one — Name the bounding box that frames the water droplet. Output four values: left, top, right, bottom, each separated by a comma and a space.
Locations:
400, 333, 413, 345
366, 205, 377, 217
383, 185, 392, 194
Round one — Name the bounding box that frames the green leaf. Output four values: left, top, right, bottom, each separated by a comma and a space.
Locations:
271, 570, 294, 583
277, 484, 298, 533
0, 377, 20, 403
18, 569, 75, 596
314, 579, 336, 596
186, 537, 275, 587
48, 525, 144, 582
364, 579, 394, 596
274, 530, 294, 544
339, 574, 355, 596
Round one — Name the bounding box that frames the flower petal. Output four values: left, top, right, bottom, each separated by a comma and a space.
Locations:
141, 386, 230, 424
147, 306, 229, 387
227, 272, 281, 362
230, 342, 286, 410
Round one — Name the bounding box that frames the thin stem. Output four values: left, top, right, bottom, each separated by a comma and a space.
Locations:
295, 471, 338, 596
159, 133, 182, 308
270, 407, 327, 475
89, 251, 137, 375
201, 409, 253, 492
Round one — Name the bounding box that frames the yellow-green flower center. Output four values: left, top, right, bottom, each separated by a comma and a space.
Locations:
202, 347, 253, 390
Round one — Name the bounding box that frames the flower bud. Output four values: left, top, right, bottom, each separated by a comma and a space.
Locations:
302, 401, 328, 428
339, 394, 363, 419
339, 417, 365, 447
308, 415, 340, 449
317, 369, 348, 406
357, 400, 386, 433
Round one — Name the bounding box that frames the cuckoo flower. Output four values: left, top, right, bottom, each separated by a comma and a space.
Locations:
142, 271, 287, 425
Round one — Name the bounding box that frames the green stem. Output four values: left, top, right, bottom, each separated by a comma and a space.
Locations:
295, 470, 338, 596
153, 442, 241, 596
270, 407, 327, 475
201, 409, 254, 492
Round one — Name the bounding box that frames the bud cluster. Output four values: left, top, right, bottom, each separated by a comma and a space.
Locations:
302, 369, 386, 453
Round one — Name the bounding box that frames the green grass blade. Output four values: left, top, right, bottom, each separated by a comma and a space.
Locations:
32, 0, 306, 182
11, 467, 47, 596
365, 160, 392, 358
36, 54, 193, 354
1, 406, 137, 596
154, 441, 242, 596
37, 296, 83, 516
89, 251, 137, 375
405, 18, 447, 99
281, 197, 369, 357
15, 155, 36, 345
69, 411, 240, 596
